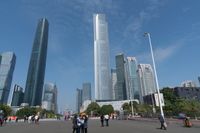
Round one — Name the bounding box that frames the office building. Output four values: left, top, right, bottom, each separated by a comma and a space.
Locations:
42, 83, 57, 113
138, 64, 156, 101
125, 57, 140, 101
115, 53, 127, 100
93, 14, 111, 100
11, 84, 24, 106
0, 52, 16, 104
82, 82, 92, 102
76, 88, 82, 113
111, 69, 117, 100
24, 18, 49, 106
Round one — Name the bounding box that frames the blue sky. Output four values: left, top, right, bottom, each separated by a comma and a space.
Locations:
1, 0, 200, 111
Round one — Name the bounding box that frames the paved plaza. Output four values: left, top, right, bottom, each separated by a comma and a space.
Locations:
0, 119, 199, 133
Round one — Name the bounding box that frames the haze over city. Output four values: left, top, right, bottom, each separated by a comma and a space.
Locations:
1, 0, 200, 111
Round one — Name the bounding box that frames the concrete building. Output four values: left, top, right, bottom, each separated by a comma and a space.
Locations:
174, 87, 200, 101
181, 80, 197, 87
76, 88, 82, 113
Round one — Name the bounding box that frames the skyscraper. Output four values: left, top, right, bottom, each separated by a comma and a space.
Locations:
82, 82, 92, 102
125, 57, 140, 101
93, 14, 111, 100
115, 53, 127, 100
24, 18, 49, 106
0, 52, 16, 104
76, 88, 82, 113
11, 84, 24, 106
111, 69, 117, 100
42, 83, 57, 113
138, 64, 156, 101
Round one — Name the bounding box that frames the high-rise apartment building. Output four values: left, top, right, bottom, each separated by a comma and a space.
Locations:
42, 83, 57, 113
11, 84, 24, 106
93, 14, 111, 100
0, 52, 16, 104
138, 64, 156, 101
115, 53, 127, 100
82, 83, 91, 102
24, 18, 49, 106
111, 69, 117, 100
125, 57, 140, 101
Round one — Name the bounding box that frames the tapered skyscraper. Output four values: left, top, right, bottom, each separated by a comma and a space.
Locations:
93, 14, 111, 100
24, 18, 49, 106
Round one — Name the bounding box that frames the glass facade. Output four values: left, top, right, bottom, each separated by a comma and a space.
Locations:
82, 82, 91, 102
0, 52, 16, 104
115, 54, 127, 100
76, 88, 82, 113
42, 83, 57, 113
24, 18, 49, 106
125, 57, 140, 101
138, 64, 156, 101
11, 84, 24, 106
111, 69, 117, 100
93, 14, 111, 100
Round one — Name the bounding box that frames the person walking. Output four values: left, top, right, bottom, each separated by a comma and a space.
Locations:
159, 115, 167, 130
100, 114, 104, 127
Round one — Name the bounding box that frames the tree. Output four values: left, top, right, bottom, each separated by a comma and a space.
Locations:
85, 102, 100, 116
0, 104, 12, 117
100, 105, 114, 115
16, 107, 37, 118
122, 103, 130, 112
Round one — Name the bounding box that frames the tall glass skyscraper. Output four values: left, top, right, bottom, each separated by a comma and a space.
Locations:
42, 83, 57, 113
82, 82, 91, 102
0, 52, 16, 104
24, 18, 49, 106
111, 69, 117, 100
11, 84, 24, 106
115, 53, 127, 100
76, 88, 82, 113
125, 57, 140, 101
138, 64, 156, 101
93, 14, 111, 100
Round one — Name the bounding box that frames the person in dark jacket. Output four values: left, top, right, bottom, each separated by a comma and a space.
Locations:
72, 115, 79, 133
159, 115, 166, 130
100, 114, 104, 127
83, 115, 88, 133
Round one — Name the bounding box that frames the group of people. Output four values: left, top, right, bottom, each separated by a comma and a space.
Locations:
72, 115, 88, 133
25, 115, 40, 124
100, 114, 110, 127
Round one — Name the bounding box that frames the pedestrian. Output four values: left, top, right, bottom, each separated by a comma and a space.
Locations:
35, 115, 39, 124
104, 114, 110, 127
184, 117, 192, 127
79, 115, 85, 133
0, 115, 3, 126
83, 115, 88, 133
72, 115, 79, 133
15, 117, 18, 123
158, 115, 167, 130
100, 114, 104, 127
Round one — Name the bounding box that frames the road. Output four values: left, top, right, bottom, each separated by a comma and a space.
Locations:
0, 119, 199, 133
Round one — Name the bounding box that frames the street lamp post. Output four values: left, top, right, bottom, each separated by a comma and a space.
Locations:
144, 32, 164, 117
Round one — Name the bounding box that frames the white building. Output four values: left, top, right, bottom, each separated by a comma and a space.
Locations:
94, 14, 112, 100
138, 64, 156, 101
181, 80, 196, 87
